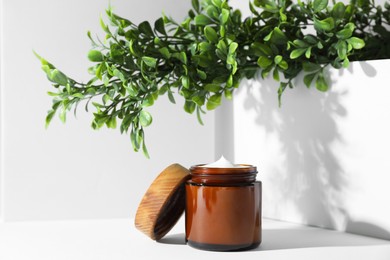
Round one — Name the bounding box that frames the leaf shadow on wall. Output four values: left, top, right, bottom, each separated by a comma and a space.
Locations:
236, 62, 390, 241
238, 75, 348, 230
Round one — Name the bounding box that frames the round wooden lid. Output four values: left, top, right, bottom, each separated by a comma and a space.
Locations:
134, 163, 190, 240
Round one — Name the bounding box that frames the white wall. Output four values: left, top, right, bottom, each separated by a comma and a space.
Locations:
220, 60, 390, 240
0, 0, 214, 221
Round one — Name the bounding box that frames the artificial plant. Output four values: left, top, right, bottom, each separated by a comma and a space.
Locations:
36, 0, 390, 157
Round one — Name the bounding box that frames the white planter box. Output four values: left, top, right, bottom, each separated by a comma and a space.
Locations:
216, 59, 390, 240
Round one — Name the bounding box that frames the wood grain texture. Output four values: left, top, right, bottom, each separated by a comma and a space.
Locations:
134, 164, 190, 240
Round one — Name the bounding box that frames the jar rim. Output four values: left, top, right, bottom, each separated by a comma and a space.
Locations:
190, 164, 257, 175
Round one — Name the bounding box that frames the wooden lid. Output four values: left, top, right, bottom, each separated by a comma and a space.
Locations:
134, 163, 190, 240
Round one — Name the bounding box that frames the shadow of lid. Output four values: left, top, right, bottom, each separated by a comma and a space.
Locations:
157, 233, 186, 245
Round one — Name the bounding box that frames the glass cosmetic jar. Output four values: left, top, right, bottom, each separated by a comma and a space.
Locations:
185, 164, 262, 251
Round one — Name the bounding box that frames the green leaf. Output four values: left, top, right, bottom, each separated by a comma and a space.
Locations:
303, 62, 321, 72
142, 137, 150, 159
337, 41, 347, 59
196, 107, 204, 125
182, 76, 190, 89
303, 73, 317, 88
257, 56, 273, 69
159, 47, 171, 59
332, 2, 346, 19
313, 0, 328, 12
154, 17, 166, 35
206, 94, 222, 110
45, 110, 56, 129
142, 56, 157, 68
106, 117, 117, 129
172, 52, 187, 64
50, 69, 68, 86
315, 74, 328, 92
139, 110, 153, 127
130, 129, 140, 152
204, 26, 219, 43
273, 68, 280, 81
138, 21, 154, 36
184, 101, 196, 114
168, 91, 176, 104
278, 60, 288, 70
347, 37, 365, 49
290, 48, 306, 59
251, 42, 273, 56
194, 14, 212, 26
229, 42, 238, 55
197, 69, 207, 80
142, 94, 155, 107
336, 28, 353, 39
274, 55, 282, 64
305, 47, 312, 59
220, 9, 229, 24
192, 0, 200, 13
277, 82, 288, 107
205, 83, 221, 93
314, 17, 335, 32
192, 95, 205, 106
88, 50, 104, 62
270, 27, 287, 45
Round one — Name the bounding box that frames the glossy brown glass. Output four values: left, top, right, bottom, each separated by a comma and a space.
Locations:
185, 165, 261, 251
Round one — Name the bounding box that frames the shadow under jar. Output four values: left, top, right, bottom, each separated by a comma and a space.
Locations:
185, 164, 262, 251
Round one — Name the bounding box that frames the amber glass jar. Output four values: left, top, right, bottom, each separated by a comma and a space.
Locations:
185, 164, 261, 251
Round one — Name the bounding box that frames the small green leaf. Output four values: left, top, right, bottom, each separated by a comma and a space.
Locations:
88, 50, 104, 62
347, 37, 365, 49
142, 94, 155, 107
220, 9, 229, 24
257, 56, 273, 69
273, 68, 280, 81
305, 47, 312, 59
278, 60, 288, 70
204, 26, 219, 43
50, 69, 68, 86
45, 110, 56, 129
197, 69, 207, 80
159, 47, 171, 59
184, 101, 196, 114
168, 91, 176, 104
182, 76, 190, 89
142, 56, 157, 68
138, 21, 154, 36
274, 55, 282, 64
314, 17, 335, 32
196, 107, 204, 125
315, 74, 328, 92
72, 93, 84, 99
303, 62, 321, 72
337, 41, 347, 59
192, 0, 200, 13
205, 83, 221, 93
304, 73, 317, 88
290, 48, 306, 59
332, 2, 346, 19
154, 17, 166, 35
229, 42, 238, 55
139, 110, 153, 127
142, 137, 150, 159
192, 95, 205, 106
206, 94, 222, 110
194, 14, 212, 26
336, 28, 353, 39
313, 0, 328, 12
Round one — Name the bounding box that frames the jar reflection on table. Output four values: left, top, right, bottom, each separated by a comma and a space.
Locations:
185, 164, 262, 251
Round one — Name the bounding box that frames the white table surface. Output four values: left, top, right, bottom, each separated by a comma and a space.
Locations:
1, 217, 390, 260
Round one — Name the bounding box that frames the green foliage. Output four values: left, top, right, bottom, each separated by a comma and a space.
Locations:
37, 0, 390, 157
